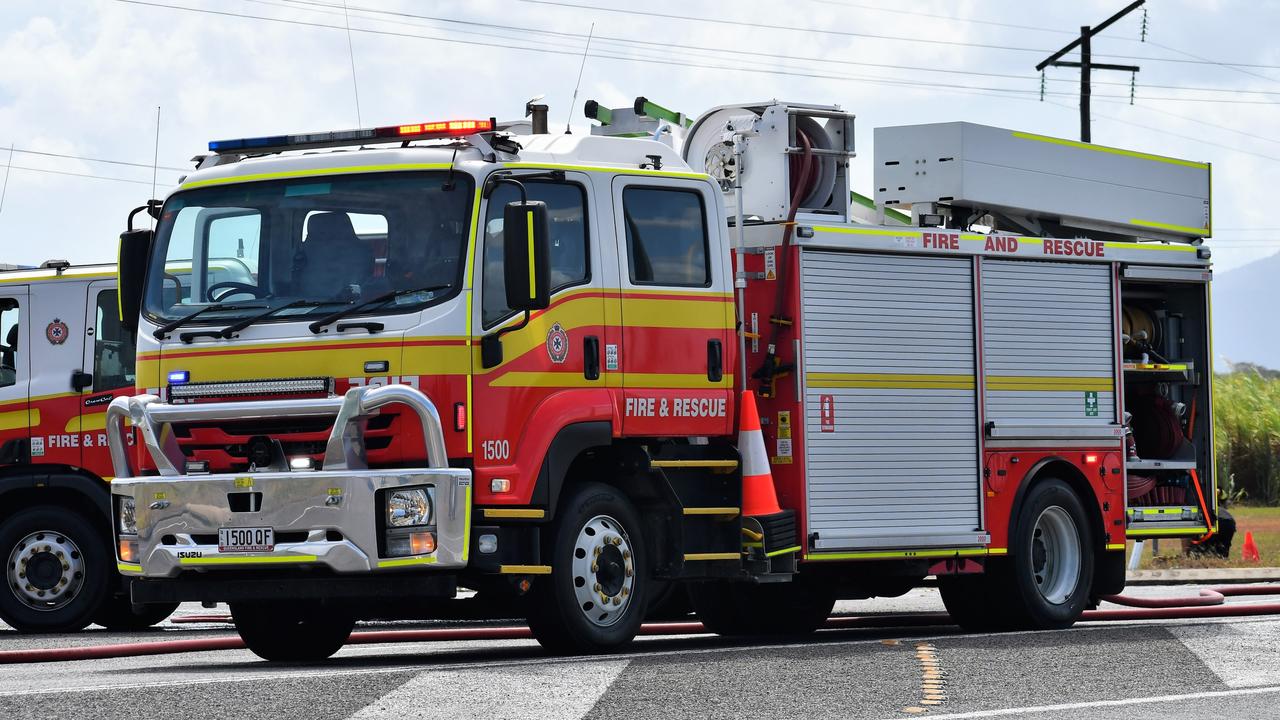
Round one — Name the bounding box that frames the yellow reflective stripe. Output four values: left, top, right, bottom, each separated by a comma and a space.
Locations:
180, 163, 455, 189
765, 545, 802, 558
1126, 527, 1209, 538
807, 372, 975, 390
649, 459, 739, 469
1106, 543, 1127, 551
684, 552, 740, 561
1105, 240, 1197, 253
807, 547, 994, 561
482, 508, 545, 519
377, 555, 437, 568
526, 210, 537, 299
682, 507, 739, 516
502, 162, 709, 180
116, 562, 142, 573
179, 555, 318, 566
461, 481, 472, 564
986, 375, 1114, 392
1011, 131, 1209, 169
499, 564, 552, 575
1130, 218, 1210, 236
0, 409, 36, 432
0, 270, 113, 284
813, 226, 920, 238
489, 371, 732, 389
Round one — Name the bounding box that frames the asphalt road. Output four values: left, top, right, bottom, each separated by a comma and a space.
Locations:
1, 587, 1279, 719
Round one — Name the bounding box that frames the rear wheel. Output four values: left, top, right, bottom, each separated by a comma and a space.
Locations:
690, 577, 835, 636
93, 596, 179, 631
1004, 478, 1094, 630
526, 482, 648, 654
231, 602, 354, 662
0, 506, 108, 633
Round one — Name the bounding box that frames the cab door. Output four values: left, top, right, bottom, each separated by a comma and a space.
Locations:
79, 281, 135, 478
611, 177, 734, 436
470, 172, 610, 506
0, 286, 30, 462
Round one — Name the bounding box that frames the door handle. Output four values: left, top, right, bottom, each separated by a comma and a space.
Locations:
584, 335, 600, 381
707, 339, 723, 382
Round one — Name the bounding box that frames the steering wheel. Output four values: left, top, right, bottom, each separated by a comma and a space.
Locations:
205, 281, 267, 302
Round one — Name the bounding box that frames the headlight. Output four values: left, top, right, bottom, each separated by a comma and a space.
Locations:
118, 497, 137, 535
386, 488, 432, 528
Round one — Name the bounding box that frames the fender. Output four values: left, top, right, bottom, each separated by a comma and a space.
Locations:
0, 465, 112, 524
1005, 455, 1111, 579
477, 388, 614, 507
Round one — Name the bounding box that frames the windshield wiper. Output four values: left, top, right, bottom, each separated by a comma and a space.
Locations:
307, 285, 451, 334
210, 299, 329, 340
152, 302, 267, 340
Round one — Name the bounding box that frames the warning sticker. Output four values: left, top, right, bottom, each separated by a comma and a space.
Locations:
764, 249, 777, 281
775, 410, 793, 464
605, 343, 619, 371
820, 395, 835, 432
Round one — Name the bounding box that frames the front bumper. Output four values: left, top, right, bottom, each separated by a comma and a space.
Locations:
107, 383, 471, 579
113, 467, 471, 578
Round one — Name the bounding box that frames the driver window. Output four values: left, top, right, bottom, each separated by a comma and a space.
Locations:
92, 290, 136, 393
482, 181, 588, 327
0, 298, 19, 389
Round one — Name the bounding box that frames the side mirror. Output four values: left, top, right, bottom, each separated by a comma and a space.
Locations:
117, 228, 152, 333
502, 200, 551, 311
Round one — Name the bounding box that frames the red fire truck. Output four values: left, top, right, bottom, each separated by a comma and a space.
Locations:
108, 99, 1217, 660
0, 262, 175, 631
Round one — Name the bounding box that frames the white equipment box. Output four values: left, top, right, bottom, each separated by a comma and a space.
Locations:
873, 122, 1211, 240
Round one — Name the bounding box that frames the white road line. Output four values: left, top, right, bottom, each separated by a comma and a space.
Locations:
881, 685, 1280, 719
348, 659, 629, 720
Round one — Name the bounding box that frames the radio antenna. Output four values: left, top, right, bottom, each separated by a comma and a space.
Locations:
565, 22, 595, 134
342, 0, 363, 127
0, 143, 13, 220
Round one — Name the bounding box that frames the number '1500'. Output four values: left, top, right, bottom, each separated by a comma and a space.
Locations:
481, 439, 510, 460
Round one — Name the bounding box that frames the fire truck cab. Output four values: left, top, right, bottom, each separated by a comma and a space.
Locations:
110, 100, 1217, 660
0, 262, 176, 631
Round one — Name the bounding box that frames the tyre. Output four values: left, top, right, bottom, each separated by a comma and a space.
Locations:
231, 602, 355, 662
93, 596, 179, 631
689, 577, 835, 636
526, 482, 649, 654
1003, 478, 1095, 630
937, 566, 1014, 632
0, 506, 109, 633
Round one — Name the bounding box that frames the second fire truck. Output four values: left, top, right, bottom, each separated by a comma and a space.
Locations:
108, 99, 1217, 659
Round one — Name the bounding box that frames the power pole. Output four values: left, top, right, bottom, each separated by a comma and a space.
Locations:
1036, 1, 1144, 143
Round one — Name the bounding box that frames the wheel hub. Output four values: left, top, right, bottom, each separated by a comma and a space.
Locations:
6, 531, 86, 611
570, 514, 636, 628
1029, 506, 1081, 606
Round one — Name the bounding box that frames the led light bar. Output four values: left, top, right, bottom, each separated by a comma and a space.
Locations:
168, 376, 332, 402
208, 118, 496, 154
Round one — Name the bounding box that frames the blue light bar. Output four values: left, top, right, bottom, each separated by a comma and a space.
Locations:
167, 370, 190, 385
208, 135, 289, 152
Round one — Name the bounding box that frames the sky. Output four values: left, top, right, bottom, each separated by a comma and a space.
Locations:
1, 0, 1278, 272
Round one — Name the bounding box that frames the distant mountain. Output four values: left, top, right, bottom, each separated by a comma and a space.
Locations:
1213, 251, 1280, 372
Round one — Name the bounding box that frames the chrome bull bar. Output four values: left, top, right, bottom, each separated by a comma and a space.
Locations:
106, 383, 449, 478
106, 384, 469, 577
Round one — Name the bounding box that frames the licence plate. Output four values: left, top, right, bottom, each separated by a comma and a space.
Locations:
218, 527, 274, 552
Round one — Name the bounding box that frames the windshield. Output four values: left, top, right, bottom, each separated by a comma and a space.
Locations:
145, 172, 473, 324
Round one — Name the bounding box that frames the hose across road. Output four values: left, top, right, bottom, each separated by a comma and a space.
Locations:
2, 585, 1278, 665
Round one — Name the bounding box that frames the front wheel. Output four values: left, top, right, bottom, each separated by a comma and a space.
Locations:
526, 482, 649, 654
231, 602, 355, 662
1004, 478, 1095, 630
0, 506, 109, 633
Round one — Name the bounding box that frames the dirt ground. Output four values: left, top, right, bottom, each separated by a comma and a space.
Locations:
1133, 505, 1280, 569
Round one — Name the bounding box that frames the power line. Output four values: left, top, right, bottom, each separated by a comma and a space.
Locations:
8, 146, 188, 171
273, 0, 1280, 97
517, 0, 1280, 70
8, 164, 178, 186
116, 1, 1280, 108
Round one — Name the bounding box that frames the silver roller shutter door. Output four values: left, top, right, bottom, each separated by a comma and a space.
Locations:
981, 259, 1116, 426
801, 251, 982, 550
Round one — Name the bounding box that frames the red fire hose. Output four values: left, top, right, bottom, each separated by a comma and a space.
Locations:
3, 585, 1278, 665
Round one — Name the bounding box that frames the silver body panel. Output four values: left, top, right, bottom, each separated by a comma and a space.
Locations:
800, 251, 982, 550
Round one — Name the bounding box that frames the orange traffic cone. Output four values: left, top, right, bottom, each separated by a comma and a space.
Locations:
1242, 531, 1261, 563
738, 390, 783, 517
